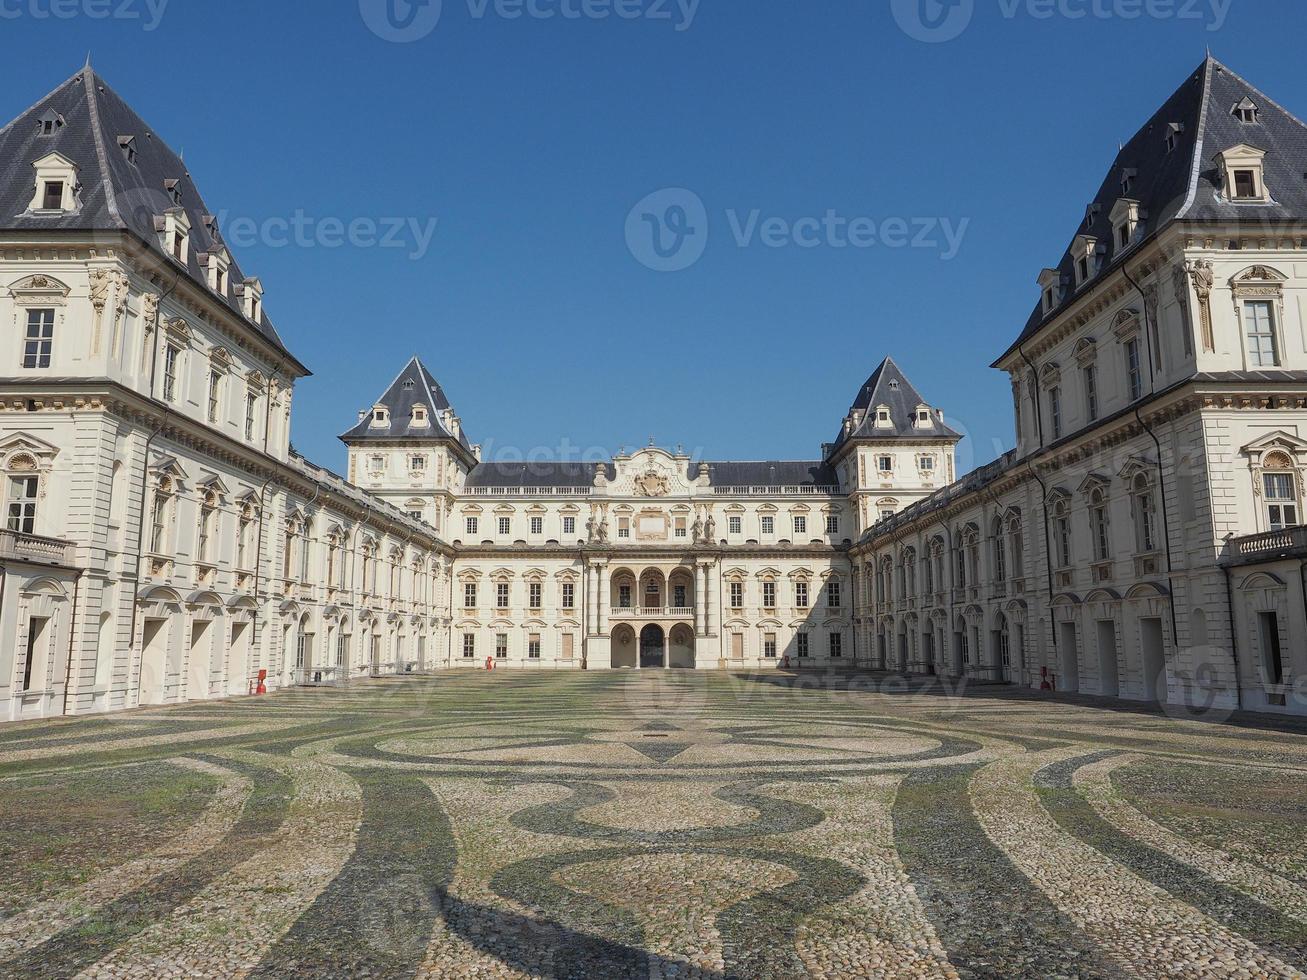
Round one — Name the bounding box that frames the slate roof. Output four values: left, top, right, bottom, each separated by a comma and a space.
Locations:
340, 356, 474, 451
827, 357, 961, 455
997, 56, 1307, 365
698, 461, 836, 488
464, 461, 612, 488
0, 66, 304, 372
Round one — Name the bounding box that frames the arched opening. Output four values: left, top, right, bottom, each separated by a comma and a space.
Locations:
993, 611, 1010, 683
1058, 619, 1080, 692
639, 624, 666, 669
611, 624, 637, 669
668, 624, 695, 669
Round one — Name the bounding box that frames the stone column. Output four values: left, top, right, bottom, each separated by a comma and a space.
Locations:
695, 563, 707, 637
598, 563, 610, 634
705, 561, 719, 637
586, 564, 598, 637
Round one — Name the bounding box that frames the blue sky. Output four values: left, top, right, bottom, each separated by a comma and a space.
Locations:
2, 0, 1301, 474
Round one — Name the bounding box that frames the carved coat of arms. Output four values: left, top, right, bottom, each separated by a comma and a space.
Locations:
635, 470, 670, 497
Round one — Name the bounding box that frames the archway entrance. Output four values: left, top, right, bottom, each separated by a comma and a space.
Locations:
639, 624, 666, 669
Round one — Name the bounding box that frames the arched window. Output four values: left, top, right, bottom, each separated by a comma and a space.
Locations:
954, 531, 967, 588
237, 500, 257, 570
5, 454, 40, 535
902, 548, 916, 597
991, 516, 1007, 583
1131, 473, 1157, 553
1090, 487, 1111, 562
1262, 452, 1300, 531
1007, 515, 1025, 579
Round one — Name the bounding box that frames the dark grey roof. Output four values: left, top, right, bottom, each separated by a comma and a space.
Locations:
828, 357, 961, 455
0, 67, 303, 371
700, 460, 836, 488
465, 461, 611, 488
340, 356, 473, 451
999, 57, 1307, 365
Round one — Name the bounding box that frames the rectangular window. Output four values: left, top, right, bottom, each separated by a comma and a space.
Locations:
1244, 300, 1279, 367
6, 475, 38, 534
207, 369, 222, 423
562, 582, 575, 610
1083, 364, 1098, 422
162, 345, 180, 402
562, 516, 576, 536
496, 634, 509, 660
760, 516, 774, 536
463, 633, 476, 659
619, 584, 632, 608
793, 516, 807, 536
41, 181, 63, 210
561, 634, 574, 661
1233, 169, 1258, 200
729, 582, 743, 609
337, 633, 349, 668
878, 456, 893, 473
829, 632, 843, 658
1265, 473, 1299, 531
825, 516, 839, 535
1126, 339, 1143, 401
528, 634, 541, 660
530, 516, 543, 536
498, 517, 511, 536
762, 581, 776, 608
618, 518, 630, 539
728, 515, 742, 535
497, 582, 510, 609
466, 516, 479, 537
673, 584, 687, 608
675, 516, 687, 538
150, 492, 169, 553
245, 391, 258, 441
22, 308, 54, 369
763, 633, 777, 659
1258, 611, 1284, 685
731, 633, 744, 661
411, 455, 426, 472
529, 582, 542, 609
1049, 386, 1062, 440
827, 582, 841, 609
796, 633, 810, 659
464, 582, 477, 609
795, 581, 809, 608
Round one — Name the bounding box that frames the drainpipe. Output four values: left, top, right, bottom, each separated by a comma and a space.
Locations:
1017, 342, 1059, 677
61, 569, 85, 716
1222, 565, 1244, 707
1122, 262, 1181, 648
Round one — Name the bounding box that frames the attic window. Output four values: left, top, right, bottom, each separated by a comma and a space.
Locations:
1164, 123, 1184, 153
1216, 144, 1269, 203
1234, 170, 1258, 199
888, 379, 900, 390
41, 181, 64, 211
371, 406, 389, 426
1043, 286, 1057, 313
412, 405, 428, 425
37, 111, 64, 136
1234, 98, 1260, 124
1120, 169, 1137, 196
118, 136, 137, 164
164, 179, 182, 206
402, 379, 416, 390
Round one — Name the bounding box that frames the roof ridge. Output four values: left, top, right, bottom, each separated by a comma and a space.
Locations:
1175, 55, 1216, 220
80, 67, 123, 230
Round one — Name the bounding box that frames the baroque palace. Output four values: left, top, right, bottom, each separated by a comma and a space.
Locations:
1, 57, 1306, 721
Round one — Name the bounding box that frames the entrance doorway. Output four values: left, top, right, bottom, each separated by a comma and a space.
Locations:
1058, 621, 1080, 693
1140, 617, 1166, 701
639, 624, 666, 669
1096, 620, 1120, 697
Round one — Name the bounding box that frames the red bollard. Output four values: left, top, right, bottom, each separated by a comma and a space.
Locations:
256, 669, 268, 695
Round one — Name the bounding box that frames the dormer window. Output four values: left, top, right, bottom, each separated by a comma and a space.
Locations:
1084, 204, 1101, 231
1119, 168, 1137, 196
164, 179, 183, 206
239, 278, 263, 322
37, 110, 64, 136
157, 207, 191, 263
411, 405, 429, 426
204, 247, 230, 295
29, 152, 79, 213
1071, 235, 1097, 287
1038, 268, 1062, 315
888, 379, 900, 391
874, 406, 892, 428
1215, 144, 1269, 203
402, 379, 416, 391
371, 406, 389, 427
1109, 199, 1143, 254
915, 407, 932, 426
117, 136, 137, 165
1164, 122, 1184, 154
1233, 98, 1260, 124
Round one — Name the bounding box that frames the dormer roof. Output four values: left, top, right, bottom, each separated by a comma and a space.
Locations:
0, 66, 304, 375
997, 56, 1307, 367
340, 356, 474, 455
827, 356, 960, 457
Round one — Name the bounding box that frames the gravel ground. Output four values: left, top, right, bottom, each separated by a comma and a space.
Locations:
0, 670, 1305, 978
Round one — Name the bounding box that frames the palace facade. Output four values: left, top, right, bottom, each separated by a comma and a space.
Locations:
2, 57, 1306, 720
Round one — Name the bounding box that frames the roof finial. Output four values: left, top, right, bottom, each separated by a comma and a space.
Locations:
84, 50, 92, 69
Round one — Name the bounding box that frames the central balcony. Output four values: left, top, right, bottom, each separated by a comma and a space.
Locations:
611, 606, 695, 619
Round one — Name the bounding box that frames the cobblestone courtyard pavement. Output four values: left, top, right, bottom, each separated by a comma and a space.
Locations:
2, 673, 1307, 979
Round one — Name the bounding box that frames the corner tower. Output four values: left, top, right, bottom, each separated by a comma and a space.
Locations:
340, 356, 479, 534
824, 357, 961, 533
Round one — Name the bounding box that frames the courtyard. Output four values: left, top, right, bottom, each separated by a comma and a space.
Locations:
0, 672, 1305, 979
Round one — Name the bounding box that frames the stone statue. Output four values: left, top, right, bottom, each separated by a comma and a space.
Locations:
597, 518, 609, 543
585, 517, 595, 543
691, 516, 704, 543
704, 514, 716, 542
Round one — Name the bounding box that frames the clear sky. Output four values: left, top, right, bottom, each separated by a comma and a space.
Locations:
1, 0, 1300, 475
